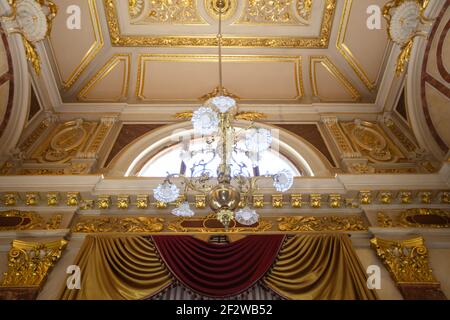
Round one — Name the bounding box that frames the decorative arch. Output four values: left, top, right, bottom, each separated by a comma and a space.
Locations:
0, 21, 31, 157
107, 122, 334, 177
406, 1, 449, 160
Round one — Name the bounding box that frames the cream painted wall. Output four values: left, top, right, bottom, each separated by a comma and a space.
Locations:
428, 249, 450, 298
38, 236, 86, 300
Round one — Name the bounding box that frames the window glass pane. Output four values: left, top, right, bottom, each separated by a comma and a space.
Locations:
139, 136, 300, 177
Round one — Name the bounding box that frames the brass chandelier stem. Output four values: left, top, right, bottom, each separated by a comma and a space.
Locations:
217, 0, 224, 95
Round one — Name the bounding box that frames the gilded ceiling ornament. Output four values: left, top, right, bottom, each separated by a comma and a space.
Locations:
328, 194, 341, 208
309, 194, 321, 208
359, 191, 372, 205
200, 86, 240, 101
25, 193, 40, 206
0, 0, 57, 75
195, 194, 207, 209
79, 199, 95, 210
0, 210, 43, 231
277, 215, 367, 232
3, 193, 17, 206
66, 192, 80, 206
342, 120, 404, 164
97, 196, 111, 210
383, 0, 431, 75
351, 121, 392, 162
252, 194, 264, 208
46, 214, 62, 229
272, 194, 284, 208
377, 209, 450, 228
72, 216, 164, 233
322, 118, 357, 156
46, 193, 59, 206
234, 112, 267, 121
290, 194, 302, 208
142, 0, 206, 24
116, 195, 130, 209
420, 191, 432, 204
441, 192, 450, 204
136, 195, 149, 209
379, 192, 393, 204
0, 239, 67, 287
128, 0, 144, 18
30, 120, 96, 164
399, 208, 449, 228
204, 0, 237, 20
238, 0, 303, 25
155, 200, 168, 209
350, 163, 375, 174
297, 0, 312, 20
384, 117, 420, 155
399, 191, 412, 204
370, 236, 436, 283
377, 212, 393, 227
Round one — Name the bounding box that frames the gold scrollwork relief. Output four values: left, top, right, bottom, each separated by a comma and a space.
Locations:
72, 216, 164, 233
0, 210, 62, 231
139, 0, 206, 24
30, 120, 97, 164
277, 215, 367, 232
238, 0, 305, 25
342, 120, 404, 163
0, 239, 67, 287
377, 209, 450, 228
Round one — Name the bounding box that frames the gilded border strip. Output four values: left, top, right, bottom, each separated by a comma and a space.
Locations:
104, 0, 336, 48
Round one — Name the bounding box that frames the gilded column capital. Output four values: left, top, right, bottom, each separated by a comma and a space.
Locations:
0, 239, 67, 287
370, 236, 436, 284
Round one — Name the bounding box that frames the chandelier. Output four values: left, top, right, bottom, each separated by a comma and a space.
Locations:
153, 0, 294, 229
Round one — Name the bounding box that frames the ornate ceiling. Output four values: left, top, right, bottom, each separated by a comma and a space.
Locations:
44, 0, 390, 106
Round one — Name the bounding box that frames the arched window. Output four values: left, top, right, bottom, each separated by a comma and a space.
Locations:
138, 135, 301, 177
114, 123, 332, 178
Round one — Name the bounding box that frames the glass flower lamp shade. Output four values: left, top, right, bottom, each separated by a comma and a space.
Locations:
192, 107, 219, 135
153, 181, 180, 203
211, 96, 236, 113
273, 169, 294, 192
235, 207, 259, 226
172, 201, 195, 217
245, 128, 272, 153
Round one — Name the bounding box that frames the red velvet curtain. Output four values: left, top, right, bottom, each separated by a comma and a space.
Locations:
152, 235, 285, 298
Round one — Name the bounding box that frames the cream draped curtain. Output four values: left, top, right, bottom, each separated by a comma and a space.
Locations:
60, 236, 172, 300
264, 234, 378, 300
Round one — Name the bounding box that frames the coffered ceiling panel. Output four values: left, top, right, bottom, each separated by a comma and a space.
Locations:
136, 55, 302, 101
49, 0, 103, 88
41, 0, 391, 107
78, 54, 130, 102
336, 0, 388, 90
310, 56, 360, 102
